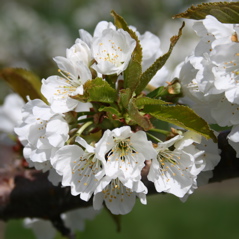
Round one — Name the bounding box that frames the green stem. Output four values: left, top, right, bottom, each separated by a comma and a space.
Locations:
146, 133, 162, 143
76, 121, 93, 136
66, 121, 93, 145
148, 128, 169, 135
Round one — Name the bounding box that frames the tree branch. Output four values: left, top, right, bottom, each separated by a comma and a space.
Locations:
209, 131, 239, 183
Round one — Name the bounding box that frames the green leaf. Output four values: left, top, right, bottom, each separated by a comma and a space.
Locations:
128, 98, 153, 131
173, 2, 239, 23
143, 104, 217, 142
123, 59, 141, 93
99, 106, 121, 116
82, 78, 117, 103
0, 68, 46, 102
104, 74, 118, 88
147, 86, 168, 99
99, 106, 123, 128
134, 96, 170, 108
147, 78, 182, 103
135, 22, 185, 95
119, 88, 132, 110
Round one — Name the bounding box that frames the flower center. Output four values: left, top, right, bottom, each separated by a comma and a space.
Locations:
102, 178, 132, 203
108, 138, 136, 161
187, 79, 200, 92
58, 69, 82, 87
158, 150, 178, 166
221, 58, 239, 83
157, 149, 188, 178
72, 152, 102, 180
97, 40, 123, 67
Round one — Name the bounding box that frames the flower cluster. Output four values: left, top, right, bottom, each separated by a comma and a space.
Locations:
14, 15, 220, 215
177, 15, 239, 157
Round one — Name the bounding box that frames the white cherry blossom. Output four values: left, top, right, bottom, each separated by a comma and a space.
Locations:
41, 40, 92, 114
148, 132, 206, 198
180, 54, 223, 100
21, 144, 62, 186
0, 93, 24, 134
14, 99, 69, 148
193, 15, 239, 56
181, 136, 221, 201
65, 38, 92, 67
91, 28, 136, 75
95, 126, 156, 180
228, 124, 239, 157
177, 54, 239, 126
211, 96, 239, 127
93, 175, 147, 215
211, 42, 239, 105
14, 99, 69, 171
79, 21, 116, 48
51, 137, 105, 201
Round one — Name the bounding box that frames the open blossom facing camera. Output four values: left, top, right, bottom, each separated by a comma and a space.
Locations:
95, 126, 156, 179
51, 137, 105, 201
148, 132, 205, 198
12, 10, 224, 217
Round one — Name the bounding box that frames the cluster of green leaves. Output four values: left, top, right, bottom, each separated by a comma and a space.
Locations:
4, 2, 239, 142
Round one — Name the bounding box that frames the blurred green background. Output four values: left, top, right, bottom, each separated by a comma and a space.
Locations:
1, 0, 239, 238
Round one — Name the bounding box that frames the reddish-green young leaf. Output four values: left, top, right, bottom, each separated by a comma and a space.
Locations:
0, 68, 46, 102
128, 98, 153, 131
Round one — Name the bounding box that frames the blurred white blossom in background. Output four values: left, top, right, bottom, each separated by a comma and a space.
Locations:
0, 1, 71, 75
24, 207, 100, 239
